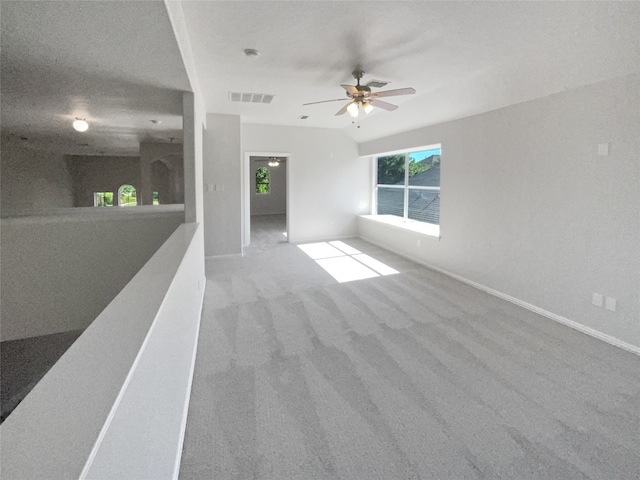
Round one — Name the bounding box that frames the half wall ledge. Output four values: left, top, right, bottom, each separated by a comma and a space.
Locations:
0, 222, 205, 479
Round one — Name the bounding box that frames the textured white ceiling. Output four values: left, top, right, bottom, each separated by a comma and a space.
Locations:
1, 1, 639, 155
181, 1, 640, 142
0, 0, 190, 156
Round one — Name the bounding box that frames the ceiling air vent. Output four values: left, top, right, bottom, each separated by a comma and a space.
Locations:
229, 92, 274, 104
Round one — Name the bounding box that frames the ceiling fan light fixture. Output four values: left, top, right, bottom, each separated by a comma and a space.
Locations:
268, 157, 280, 167
73, 118, 89, 132
347, 101, 359, 118
304, 71, 415, 117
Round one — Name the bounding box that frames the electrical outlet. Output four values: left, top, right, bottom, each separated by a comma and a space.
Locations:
592, 293, 603, 307
597, 143, 609, 156
416, 239, 421, 247
605, 297, 616, 312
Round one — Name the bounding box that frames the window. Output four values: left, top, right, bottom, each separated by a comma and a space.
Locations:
256, 166, 270, 194
118, 184, 137, 206
376, 146, 441, 225
94, 192, 113, 207
153, 191, 159, 205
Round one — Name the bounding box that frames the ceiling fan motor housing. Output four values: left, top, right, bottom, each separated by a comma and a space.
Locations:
351, 70, 371, 97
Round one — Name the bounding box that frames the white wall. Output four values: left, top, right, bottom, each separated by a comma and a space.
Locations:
250, 158, 286, 215
359, 73, 640, 349
203, 113, 242, 256
67, 155, 141, 206
182, 91, 205, 224
0, 207, 184, 341
242, 125, 368, 243
139, 142, 185, 205
0, 139, 74, 216
0, 222, 205, 480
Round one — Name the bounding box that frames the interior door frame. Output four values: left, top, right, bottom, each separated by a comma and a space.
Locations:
242, 151, 291, 252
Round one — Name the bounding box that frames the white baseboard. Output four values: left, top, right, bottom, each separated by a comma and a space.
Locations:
205, 253, 243, 260
360, 235, 640, 357
289, 234, 357, 245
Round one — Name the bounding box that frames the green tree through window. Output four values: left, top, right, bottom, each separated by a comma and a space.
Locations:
94, 192, 113, 207
256, 167, 270, 194
376, 147, 441, 225
118, 184, 137, 206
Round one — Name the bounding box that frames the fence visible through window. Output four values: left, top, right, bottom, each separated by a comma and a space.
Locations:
376, 146, 441, 225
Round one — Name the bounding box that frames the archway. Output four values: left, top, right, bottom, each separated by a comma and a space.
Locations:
118, 184, 137, 206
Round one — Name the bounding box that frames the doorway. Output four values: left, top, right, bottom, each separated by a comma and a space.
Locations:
243, 152, 290, 248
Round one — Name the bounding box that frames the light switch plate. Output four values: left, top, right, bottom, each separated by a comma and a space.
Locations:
605, 297, 616, 312
592, 293, 603, 307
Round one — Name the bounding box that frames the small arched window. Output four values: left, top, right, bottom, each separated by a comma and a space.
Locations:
118, 184, 137, 206
256, 167, 270, 194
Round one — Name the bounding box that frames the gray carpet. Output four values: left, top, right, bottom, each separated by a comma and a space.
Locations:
180, 214, 640, 479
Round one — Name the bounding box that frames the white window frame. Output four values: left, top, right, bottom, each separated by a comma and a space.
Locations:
375, 145, 441, 225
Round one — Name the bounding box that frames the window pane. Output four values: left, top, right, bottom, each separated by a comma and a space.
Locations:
408, 188, 439, 224
256, 166, 270, 194
94, 192, 113, 207
408, 149, 441, 187
119, 184, 136, 206
377, 154, 406, 185
377, 187, 404, 217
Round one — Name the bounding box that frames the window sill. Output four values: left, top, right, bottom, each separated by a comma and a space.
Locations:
359, 215, 440, 238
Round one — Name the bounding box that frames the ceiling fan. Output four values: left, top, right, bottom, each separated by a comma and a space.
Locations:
303, 70, 416, 118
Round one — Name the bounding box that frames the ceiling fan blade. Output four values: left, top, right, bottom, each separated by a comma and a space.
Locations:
364, 79, 389, 88
341, 84, 358, 95
303, 98, 347, 106
371, 87, 416, 98
370, 98, 398, 111
335, 102, 351, 116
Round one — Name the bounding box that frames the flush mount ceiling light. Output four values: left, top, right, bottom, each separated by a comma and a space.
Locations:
268, 157, 280, 167
244, 48, 260, 58
73, 118, 89, 132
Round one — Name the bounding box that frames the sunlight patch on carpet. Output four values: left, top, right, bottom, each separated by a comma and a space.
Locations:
298, 241, 398, 283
